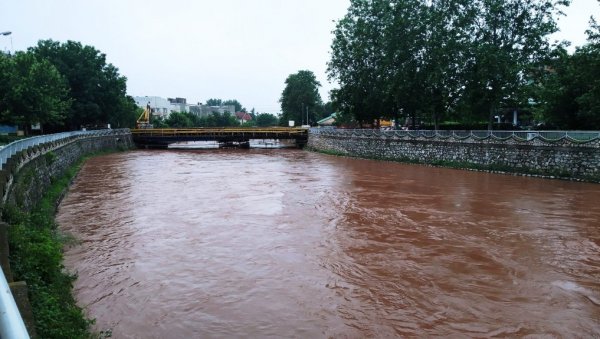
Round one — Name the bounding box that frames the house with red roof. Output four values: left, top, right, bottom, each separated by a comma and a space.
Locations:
235, 112, 253, 125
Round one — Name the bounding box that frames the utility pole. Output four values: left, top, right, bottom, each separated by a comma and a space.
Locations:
306, 106, 309, 126
301, 103, 304, 125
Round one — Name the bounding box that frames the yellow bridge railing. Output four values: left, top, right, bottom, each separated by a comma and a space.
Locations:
131, 127, 309, 137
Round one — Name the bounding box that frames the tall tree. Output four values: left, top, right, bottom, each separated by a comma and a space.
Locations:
384, 0, 428, 128
279, 70, 323, 126
535, 17, 600, 129
329, 0, 570, 130
30, 40, 137, 130
255, 113, 279, 127
463, 0, 570, 129
165, 111, 194, 128
222, 99, 244, 112
205, 98, 222, 106
329, 0, 397, 126
420, 0, 476, 129
0, 52, 71, 134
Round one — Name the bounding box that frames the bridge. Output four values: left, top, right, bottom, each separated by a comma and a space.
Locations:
130, 127, 309, 148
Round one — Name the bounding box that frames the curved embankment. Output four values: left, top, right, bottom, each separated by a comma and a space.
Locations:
307, 130, 600, 182
0, 130, 133, 338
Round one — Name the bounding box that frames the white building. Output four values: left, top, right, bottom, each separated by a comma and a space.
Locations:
189, 105, 236, 118
134, 96, 235, 119
133, 96, 173, 118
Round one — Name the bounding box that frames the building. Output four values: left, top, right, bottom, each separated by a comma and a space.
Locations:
133, 96, 173, 118
168, 97, 190, 113
134, 96, 236, 119
235, 112, 253, 125
317, 113, 337, 127
189, 104, 236, 118
0, 124, 18, 135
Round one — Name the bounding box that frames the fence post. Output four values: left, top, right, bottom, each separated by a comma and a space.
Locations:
0, 264, 30, 339
9, 281, 36, 338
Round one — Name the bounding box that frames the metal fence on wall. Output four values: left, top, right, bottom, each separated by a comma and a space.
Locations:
310, 129, 600, 143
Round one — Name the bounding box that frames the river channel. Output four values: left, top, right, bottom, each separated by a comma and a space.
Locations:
56, 149, 600, 338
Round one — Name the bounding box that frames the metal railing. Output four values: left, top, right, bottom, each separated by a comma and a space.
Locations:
131, 127, 308, 137
0, 129, 129, 170
0, 268, 30, 339
310, 128, 600, 143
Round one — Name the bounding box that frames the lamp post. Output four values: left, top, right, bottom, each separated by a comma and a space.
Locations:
0, 31, 12, 54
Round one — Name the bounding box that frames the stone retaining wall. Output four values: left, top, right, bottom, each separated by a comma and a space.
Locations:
0, 131, 134, 212
307, 131, 600, 182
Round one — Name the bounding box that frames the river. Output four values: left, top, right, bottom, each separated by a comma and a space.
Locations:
56, 149, 600, 338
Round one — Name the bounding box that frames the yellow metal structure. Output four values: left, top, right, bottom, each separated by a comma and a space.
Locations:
136, 107, 152, 129
130, 127, 308, 136
130, 127, 309, 148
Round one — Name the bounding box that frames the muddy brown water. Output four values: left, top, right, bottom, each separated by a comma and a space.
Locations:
56, 149, 600, 338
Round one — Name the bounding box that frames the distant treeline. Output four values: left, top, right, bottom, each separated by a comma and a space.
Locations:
151, 111, 280, 128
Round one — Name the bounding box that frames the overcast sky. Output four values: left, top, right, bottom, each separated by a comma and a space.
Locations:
1, 0, 599, 113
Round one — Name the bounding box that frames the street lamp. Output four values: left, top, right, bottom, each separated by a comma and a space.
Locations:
0, 31, 12, 54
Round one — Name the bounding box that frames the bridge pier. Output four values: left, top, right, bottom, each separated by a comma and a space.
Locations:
219, 141, 250, 149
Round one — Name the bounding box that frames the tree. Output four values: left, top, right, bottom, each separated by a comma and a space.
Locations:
279, 70, 323, 126
150, 114, 168, 128
255, 113, 279, 127
205, 98, 222, 106
535, 17, 600, 129
222, 99, 244, 112
108, 95, 139, 128
30, 40, 137, 130
328, 0, 397, 126
462, 0, 570, 129
328, 0, 570, 130
420, 0, 476, 129
0, 52, 71, 134
165, 111, 194, 128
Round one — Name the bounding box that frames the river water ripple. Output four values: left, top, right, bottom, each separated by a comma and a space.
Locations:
56, 149, 600, 338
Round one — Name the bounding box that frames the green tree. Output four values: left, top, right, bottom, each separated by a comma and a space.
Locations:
255, 113, 279, 127
30, 40, 137, 129
535, 17, 600, 129
150, 114, 168, 128
165, 111, 194, 128
279, 70, 323, 126
222, 99, 244, 112
420, 0, 476, 129
205, 98, 222, 106
0, 52, 71, 134
329, 0, 570, 130
328, 0, 394, 126
109, 95, 139, 128
462, 0, 570, 129
194, 111, 239, 127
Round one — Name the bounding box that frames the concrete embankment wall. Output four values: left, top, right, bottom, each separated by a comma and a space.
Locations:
0, 131, 134, 212
307, 131, 600, 182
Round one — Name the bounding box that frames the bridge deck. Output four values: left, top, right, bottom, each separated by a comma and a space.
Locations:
131, 127, 307, 137
131, 127, 309, 148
